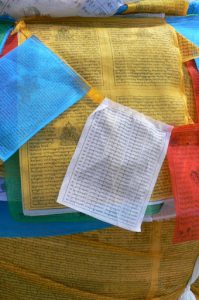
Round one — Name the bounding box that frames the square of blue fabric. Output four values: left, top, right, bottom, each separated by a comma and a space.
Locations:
195, 58, 199, 70
0, 35, 90, 161
167, 16, 199, 71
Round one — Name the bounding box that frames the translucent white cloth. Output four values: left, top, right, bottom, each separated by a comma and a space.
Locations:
179, 256, 199, 300
0, 0, 124, 18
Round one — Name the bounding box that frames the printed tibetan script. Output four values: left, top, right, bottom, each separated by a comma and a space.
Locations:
58, 99, 172, 231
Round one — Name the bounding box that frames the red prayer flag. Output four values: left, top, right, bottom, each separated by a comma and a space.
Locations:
168, 124, 199, 243
186, 60, 199, 122
0, 33, 18, 58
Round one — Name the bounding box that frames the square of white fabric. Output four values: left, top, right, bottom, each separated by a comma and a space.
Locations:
57, 98, 173, 232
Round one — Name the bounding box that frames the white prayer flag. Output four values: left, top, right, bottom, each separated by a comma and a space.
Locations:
0, 0, 124, 18
57, 99, 173, 232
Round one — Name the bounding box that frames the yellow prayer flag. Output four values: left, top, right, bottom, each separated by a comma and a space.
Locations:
16, 17, 198, 210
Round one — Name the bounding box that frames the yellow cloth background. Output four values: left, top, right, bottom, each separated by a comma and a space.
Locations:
14, 18, 199, 214
0, 220, 199, 299
125, 0, 189, 16
1, 11, 199, 300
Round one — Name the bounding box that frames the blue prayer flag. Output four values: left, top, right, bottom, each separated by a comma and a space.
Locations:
0, 36, 90, 161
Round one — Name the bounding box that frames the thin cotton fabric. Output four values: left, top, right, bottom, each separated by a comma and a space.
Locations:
0, 201, 110, 238
0, 177, 6, 201
124, 0, 189, 16
58, 99, 172, 232
167, 16, 199, 70
0, 0, 124, 18
17, 18, 195, 208
0, 28, 111, 235
0, 35, 90, 161
4, 152, 104, 223
0, 32, 18, 60
167, 124, 199, 243
188, 1, 199, 15
186, 60, 199, 120
1, 221, 199, 299
4, 152, 159, 224
0, 17, 15, 54
178, 256, 199, 300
